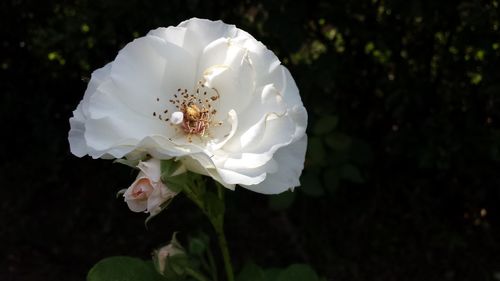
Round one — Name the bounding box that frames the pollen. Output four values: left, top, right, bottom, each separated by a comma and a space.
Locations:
185, 104, 201, 121
162, 81, 222, 142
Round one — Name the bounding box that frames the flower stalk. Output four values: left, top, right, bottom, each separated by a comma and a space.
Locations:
213, 183, 234, 281
177, 172, 234, 281
185, 267, 211, 281
214, 222, 234, 281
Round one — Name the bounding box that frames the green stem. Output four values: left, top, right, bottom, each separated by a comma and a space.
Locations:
185, 267, 211, 281
206, 244, 219, 281
216, 182, 225, 201
211, 184, 234, 281
183, 177, 234, 281
213, 223, 234, 281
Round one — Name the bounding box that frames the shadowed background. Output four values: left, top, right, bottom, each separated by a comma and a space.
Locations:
1, 0, 500, 280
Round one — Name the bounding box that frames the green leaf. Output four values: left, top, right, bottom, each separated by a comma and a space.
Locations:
313, 115, 338, 135
188, 237, 207, 256
237, 262, 265, 281
269, 190, 296, 211
308, 137, 327, 167
276, 264, 319, 281
263, 268, 282, 281
325, 132, 351, 151
340, 164, 364, 183
87, 256, 165, 281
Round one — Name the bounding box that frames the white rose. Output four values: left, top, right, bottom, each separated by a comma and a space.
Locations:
123, 158, 177, 215
69, 18, 308, 194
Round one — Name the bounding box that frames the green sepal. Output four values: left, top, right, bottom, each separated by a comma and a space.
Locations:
161, 159, 183, 178
160, 159, 191, 193
164, 173, 190, 193
113, 158, 141, 169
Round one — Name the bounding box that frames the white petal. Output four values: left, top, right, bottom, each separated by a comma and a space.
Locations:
241, 135, 307, 194
280, 67, 304, 108
68, 63, 112, 157
147, 184, 174, 215
241, 39, 281, 88
148, 26, 188, 47
289, 105, 308, 141
84, 119, 197, 159
110, 35, 196, 117
68, 117, 87, 157
178, 18, 239, 51
123, 175, 150, 212
242, 38, 304, 108
216, 166, 267, 185
224, 84, 287, 152
81, 63, 113, 117
207, 109, 238, 151
137, 158, 162, 182
199, 40, 255, 120
126, 199, 148, 213
218, 113, 296, 169
178, 153, 235, 190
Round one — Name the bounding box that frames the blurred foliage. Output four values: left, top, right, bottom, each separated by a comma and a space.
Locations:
2, 0, 500, 280
87, 256, 165, 281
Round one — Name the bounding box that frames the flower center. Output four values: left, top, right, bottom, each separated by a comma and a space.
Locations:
154, 81, 222, 143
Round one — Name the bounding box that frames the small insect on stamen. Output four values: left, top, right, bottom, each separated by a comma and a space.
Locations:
167, 82, 223, 140
185, 104, 201, 121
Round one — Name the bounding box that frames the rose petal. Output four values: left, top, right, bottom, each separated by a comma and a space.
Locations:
198, 39, 255, 120
137, 158, 162, 182
68, 63, 112, 157
178, 18, 240, 54
224, 84, 287, 152
241, 135, 307, 194
124, 176, 153, 212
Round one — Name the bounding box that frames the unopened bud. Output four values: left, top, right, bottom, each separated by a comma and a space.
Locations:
153, 233, 189, 278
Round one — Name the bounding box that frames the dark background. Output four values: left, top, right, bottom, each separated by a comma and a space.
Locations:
2, 0, 500, 280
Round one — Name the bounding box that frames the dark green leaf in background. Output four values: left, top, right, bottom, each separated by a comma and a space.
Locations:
313, 115, 339, 135
87, 256, 165, 281
237, 262, 265, 281
276, 264, 320, 281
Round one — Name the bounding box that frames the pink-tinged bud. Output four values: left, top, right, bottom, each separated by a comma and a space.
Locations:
122, 158, 177, 215
153, 233, 189, 277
